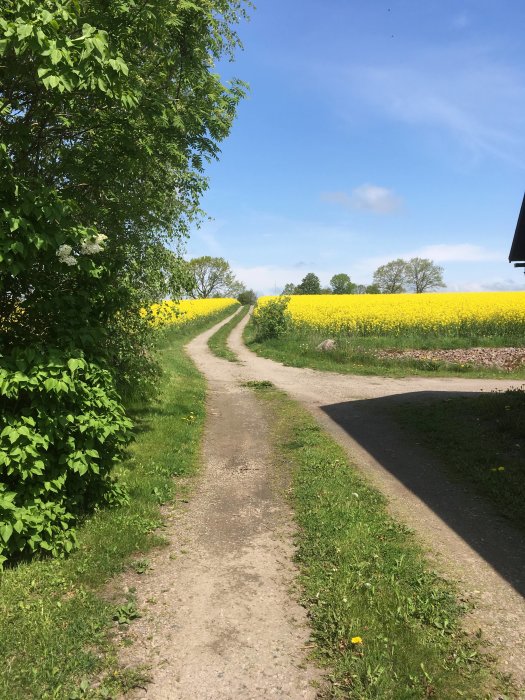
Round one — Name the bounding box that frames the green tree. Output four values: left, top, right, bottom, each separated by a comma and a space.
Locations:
365, 283, 381, 294
188, 256, 245, 298
330, 273, 356, 294
405, 257, 445, 293
0, 0, 248, 563
372, 259, 408, 294
295, 272, 321, 295
237, 289, 257, 305
281, 282, 296, 295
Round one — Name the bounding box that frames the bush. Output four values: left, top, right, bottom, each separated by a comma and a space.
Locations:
253, 296, 290, 340
0, 349, 132, 566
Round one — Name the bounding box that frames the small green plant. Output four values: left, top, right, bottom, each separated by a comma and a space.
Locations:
131, 559, 150, 574
113, 601, 141, 625
252, 296, 290, 340
243, 380, 274, 389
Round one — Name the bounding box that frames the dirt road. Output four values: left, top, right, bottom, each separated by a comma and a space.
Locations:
121, 310, 525, 696
228, 313, 525, 690
120, 311, 320, 699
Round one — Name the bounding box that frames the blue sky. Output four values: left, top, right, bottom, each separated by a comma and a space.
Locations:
186, 0, 525, 295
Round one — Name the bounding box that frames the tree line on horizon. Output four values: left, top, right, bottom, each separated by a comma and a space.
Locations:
282, 257, 445, 296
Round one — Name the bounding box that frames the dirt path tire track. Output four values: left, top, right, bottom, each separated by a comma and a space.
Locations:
228, 312, 525, 692
119, 311, 320, 699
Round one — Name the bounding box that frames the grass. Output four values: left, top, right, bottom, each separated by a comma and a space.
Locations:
207, 303, 250, 361
388, 388, 525, 531
244, 321, 525, 379
0, 308, 233, 700
249, 381, 515, 699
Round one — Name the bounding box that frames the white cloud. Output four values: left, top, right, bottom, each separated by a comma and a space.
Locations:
322, 185, 403, 214
412, 244, 504, 263
449, 278, 525, 292
355, 244, 504, 280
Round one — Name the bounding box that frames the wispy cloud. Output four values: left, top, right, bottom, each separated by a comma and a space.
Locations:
356, 243, 504, 279
322, 184, 403, 214
413, 244, 504, 263
330, 45, 525, 166
449, 278, 525, 292
452, 12, 469, 30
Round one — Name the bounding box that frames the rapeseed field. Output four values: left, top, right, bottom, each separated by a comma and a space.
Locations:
144, 298, 239, 327
256, 292, 525, 338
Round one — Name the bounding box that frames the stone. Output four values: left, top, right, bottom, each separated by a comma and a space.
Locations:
316, 339, 336, 352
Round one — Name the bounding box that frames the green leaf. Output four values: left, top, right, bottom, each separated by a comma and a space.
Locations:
0, 523, 13, 543
16, 24, 33, 40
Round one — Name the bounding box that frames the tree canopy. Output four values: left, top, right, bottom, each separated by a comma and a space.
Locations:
188, 256, 245, 298
0, 0, 248, 564
404, 257, 445, 293
295, 272, 321, 295
372, 258, 445, 294
330, 273, 356, 294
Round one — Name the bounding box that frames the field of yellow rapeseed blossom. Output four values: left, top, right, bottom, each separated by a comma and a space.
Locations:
144, 298, 239, 327
255, 292, 525, 338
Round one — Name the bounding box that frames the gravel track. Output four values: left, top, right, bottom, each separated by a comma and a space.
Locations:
119, 311, 320, 699
228, 313, 525, 692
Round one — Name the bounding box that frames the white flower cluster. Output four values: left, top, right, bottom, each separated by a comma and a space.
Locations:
80, 233, 108, 256
56, 234, 107, 266
56, 244, 77, 266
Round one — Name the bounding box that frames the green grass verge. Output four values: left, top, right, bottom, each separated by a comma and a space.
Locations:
207, 304, 250, 361
244, 321, 525, 379
388, 388, 525, 531
249, 382, 513, 699
0, 308, 233, 700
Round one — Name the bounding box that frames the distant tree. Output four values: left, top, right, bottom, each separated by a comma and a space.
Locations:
404, 257, 445, 293
281, 282, 296, 295
365, 283, 381, 294
330, 273, 356, 294
295, 272, 321, 295
354, 284, 367, 294
188, 256, 244, 298
237, 289, 257, 305
372, 259, 408, 294
320, 287, 332, 294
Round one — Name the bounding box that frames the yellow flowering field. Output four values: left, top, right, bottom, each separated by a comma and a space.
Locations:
255, 292, 525, 338
144, 298, 239, 327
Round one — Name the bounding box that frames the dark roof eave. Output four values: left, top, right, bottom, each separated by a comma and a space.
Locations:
509, 192, 525, 262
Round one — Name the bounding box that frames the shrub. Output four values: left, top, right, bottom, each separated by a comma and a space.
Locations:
0, 349, 132, 566
253, 296, 290, 340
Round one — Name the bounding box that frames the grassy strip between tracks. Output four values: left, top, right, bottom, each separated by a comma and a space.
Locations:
243, 320, 525, 379
248, 381, 516, 700
388, 388, 525, 532
207, 304, 250, 361
0, 308, 234, 700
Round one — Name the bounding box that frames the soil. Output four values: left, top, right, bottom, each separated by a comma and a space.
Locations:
118, 311, 525, 697
375, 346, 525, 371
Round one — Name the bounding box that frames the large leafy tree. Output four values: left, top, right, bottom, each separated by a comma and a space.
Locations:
295, 272, 321, 295
330, 273, 356, 294
405, 257, 445, 293
1, 0, 248, 362
372, 259, 408, 294
0, 0, 248, 563
188, 256, 245, 298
